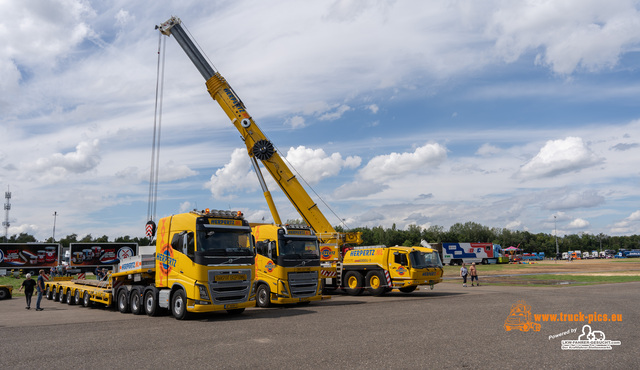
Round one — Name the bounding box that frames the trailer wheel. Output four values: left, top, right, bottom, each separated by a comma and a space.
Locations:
344, 271, 364, 296
117, 289, 130, 313
399, 285, 417, 293
256, 284, 271, 308
129, 289, 142, 315
51, 288, 58, 301
74, 290, 81, 305
144, 290, 158, 316
66, 289, 75, 305
59, 289, 67, 303
82, 291, 92, 307
171, 290, 189, 320
365, 271, 387, 296
0, 288, 9, 300
45, 286, 51, 300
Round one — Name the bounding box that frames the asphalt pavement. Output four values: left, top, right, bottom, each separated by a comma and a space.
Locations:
0, 281, 637, 369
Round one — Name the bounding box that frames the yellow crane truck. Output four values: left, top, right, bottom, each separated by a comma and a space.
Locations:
157, 16, 442, 296
252, 224, 323, 307
43, 209, 256, 319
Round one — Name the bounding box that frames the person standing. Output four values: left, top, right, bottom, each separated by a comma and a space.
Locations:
36, 269, 45, 311
460, 263, 468, 287
469, 262, 479, 286
18, 273, 36, 309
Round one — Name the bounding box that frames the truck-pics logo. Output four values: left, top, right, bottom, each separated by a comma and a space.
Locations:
504, 300, 541, 332
561, 325, 621, 350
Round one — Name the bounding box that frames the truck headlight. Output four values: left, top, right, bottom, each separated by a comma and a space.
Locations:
196, 284, 210, 300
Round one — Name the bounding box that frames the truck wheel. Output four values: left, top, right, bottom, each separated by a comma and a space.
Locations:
365, 271, 387, 296
227, 308, 245, 315
399, 285, 417, 293
256, 284, 271, 308
144, 290, 158, 316
59, 289, 67, 303
0, 288, 9, 300
83, 291, 92, 307
51, 288, 58, 301
45, 286, 51, 300
171, 290, 189, 320
130, 289, 143, 315
117, 289, 130, 313
66, 290, 75, 305
74, 290, 81, 305
344, 271, 364, 296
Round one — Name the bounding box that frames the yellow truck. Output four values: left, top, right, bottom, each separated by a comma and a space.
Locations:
157, 16, 442, 296
252, 224, 323, 307
44, 209, 256, 319
0, 285, 13, 300
340, 245, 443, 296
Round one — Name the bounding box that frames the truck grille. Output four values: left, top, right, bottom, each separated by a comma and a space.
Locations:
288, 271, 318, 298
208, 269, 252, 304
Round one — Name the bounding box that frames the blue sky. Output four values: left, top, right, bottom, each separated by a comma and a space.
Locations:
2, 0, 640, 241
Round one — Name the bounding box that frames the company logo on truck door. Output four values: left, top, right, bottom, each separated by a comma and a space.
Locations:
320, 247, 334, 259
157, 244, 176, 276
397, 266, 406, 275
265, 260, 275, 273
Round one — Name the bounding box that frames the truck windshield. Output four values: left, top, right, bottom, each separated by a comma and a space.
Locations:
279, 237, 319, 259
409, 250, 444, 269
197, 228, 254, 256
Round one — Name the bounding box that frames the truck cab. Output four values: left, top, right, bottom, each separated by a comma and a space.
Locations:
252, 224, 322, 307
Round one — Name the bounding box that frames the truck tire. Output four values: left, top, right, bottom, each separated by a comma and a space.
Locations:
171, 290, 189, 320
45, 286, 51, 300
144, 290, 158, 317
0, 288, 9, 300
83, 291, 92, 307
343, 271, 364, 296
66, 289, 75, 305
399, 285, 417, 293
365, 271, 387, 296
130, 289, 143, 315
59, 289, 67, 303
256, 284, 271, 308
74, 290, 81, 305
117, 289, 130, 313
51, 288, 58, 301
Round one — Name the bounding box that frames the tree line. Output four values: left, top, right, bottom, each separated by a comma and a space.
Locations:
4, 221, 639, 255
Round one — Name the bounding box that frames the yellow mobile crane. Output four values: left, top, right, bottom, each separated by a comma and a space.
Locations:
158, 17, 442, 295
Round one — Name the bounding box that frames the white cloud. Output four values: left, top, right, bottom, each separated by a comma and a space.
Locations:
205, 148, 258, 199
285, 146, 361, 184
26, 139, 101, 183
544, 190, 605, 210
367, 104, 379, 114
318, 104, 352, 121
286, 115, 306, 128
359, 142, 447, 181
486, 0, 640, 74
567, 218, 590, 229
476, 143, 501, 156
518, 137, 602, 179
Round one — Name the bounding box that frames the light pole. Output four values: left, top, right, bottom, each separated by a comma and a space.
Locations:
554, 215, 559, 260
52, 211, 57, 242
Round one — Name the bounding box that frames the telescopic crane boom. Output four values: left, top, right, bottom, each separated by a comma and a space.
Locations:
157, 17, 361, 262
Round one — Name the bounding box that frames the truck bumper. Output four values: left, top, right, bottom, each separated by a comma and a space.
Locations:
187, 299, 256, 313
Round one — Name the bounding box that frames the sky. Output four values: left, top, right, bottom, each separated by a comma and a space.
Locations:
2, 0, 640, 242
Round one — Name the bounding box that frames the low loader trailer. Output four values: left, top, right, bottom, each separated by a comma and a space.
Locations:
43, 209, 257, 319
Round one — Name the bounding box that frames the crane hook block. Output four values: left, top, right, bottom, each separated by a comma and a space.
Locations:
252, 140, 275, 160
